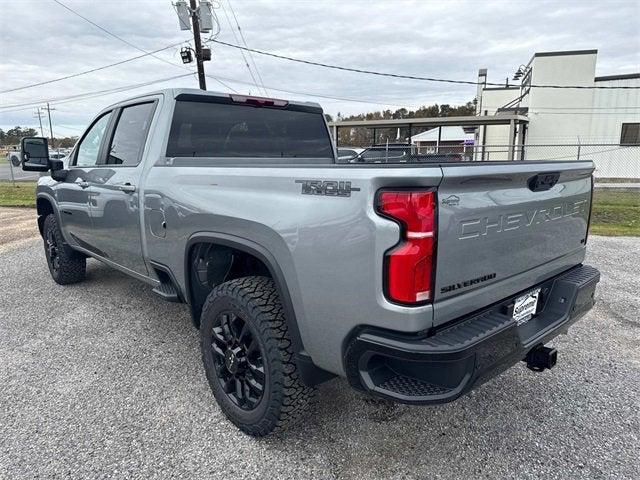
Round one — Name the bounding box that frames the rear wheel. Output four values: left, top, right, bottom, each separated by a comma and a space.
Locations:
42, 214, 86, 285
200, 276, 314, 436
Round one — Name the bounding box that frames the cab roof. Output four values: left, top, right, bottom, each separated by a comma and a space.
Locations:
103, 88, 322, 110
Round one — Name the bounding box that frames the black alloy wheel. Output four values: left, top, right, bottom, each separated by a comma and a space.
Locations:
200, 276, 315, 436
45, 226, 60, 273
41, 214, 85, 285
210, 311, 265, 410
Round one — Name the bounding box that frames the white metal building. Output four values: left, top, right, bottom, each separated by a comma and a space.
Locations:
476, 49, 640, 178
410, 126, 474, 154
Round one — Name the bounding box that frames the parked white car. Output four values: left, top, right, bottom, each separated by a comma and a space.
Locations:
7, 151, 21, 167
7, 150, 67, 167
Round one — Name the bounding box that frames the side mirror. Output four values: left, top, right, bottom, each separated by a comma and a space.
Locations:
50, 159, 68, 181
21, 137, 50, 172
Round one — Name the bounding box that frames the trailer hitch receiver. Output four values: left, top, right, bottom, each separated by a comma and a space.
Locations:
525, 345, 557, 372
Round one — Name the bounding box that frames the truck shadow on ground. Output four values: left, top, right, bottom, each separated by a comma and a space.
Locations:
75, 258, 628, 479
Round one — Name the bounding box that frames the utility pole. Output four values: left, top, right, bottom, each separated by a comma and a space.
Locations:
34, 107, 44, 136
46, 103, 55, 148
189, 0, 207, 90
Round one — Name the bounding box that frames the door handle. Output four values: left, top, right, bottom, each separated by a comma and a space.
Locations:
117, 183, 136, 194
78, 181, 90, 189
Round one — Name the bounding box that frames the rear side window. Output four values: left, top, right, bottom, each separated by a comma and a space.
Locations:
166, 101, 333, 158
104, 102, 155, 166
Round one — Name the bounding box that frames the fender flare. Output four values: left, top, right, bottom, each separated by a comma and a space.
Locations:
35, 192, 61, 238
184, 232, 335, 386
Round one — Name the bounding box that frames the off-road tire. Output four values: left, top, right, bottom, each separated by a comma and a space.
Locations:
42, 214, 86, 285
200, 276, 315, 436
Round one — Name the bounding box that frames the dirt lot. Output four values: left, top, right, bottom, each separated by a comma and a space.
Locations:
0, 220, 638, 479
0, 207, 40, 253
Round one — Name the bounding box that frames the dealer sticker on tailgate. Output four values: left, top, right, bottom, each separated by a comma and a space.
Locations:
513, 288, 541, 325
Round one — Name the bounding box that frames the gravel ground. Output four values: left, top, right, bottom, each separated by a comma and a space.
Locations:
0, 235, 638, 479
0, 208, 40, 253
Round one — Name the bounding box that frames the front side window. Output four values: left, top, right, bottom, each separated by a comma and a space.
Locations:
74, 112, 112, 167
166, 101, 333, 159
620, 123, 640, 146
105, 102, 155, 166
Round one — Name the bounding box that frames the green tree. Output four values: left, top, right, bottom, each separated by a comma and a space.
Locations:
1, 126, 39, 146
54, 137, 78, 148
336, 100, 477, 147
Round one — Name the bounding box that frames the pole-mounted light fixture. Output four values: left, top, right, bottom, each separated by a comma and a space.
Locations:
180, 47, 194, 64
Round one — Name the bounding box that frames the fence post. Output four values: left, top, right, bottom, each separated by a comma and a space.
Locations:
8, 155, 16, 186
507, 119, 515, 161
577, 138, 581, 160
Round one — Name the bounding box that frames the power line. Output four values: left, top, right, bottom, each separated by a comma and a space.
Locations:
529, 111, 640, 115
210, 39, 640, 90
219, 2, 262, 94
0, 73, 195, 113
55, 124, 85, 132
2, 70, 419, 117
205, 74, 422, 108
225, 0, 268, 95
0, 42, 187, 95
483, 105, 640, 110
49, 0, 244, 93
52, 0, 185, 71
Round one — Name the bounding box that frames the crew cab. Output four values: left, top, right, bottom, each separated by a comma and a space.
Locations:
20, 89, 600, 436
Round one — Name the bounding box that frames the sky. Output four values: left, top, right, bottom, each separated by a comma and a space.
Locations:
1, 0, 639, 137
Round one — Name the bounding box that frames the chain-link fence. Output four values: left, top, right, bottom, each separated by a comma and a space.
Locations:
337, 143, 639, 179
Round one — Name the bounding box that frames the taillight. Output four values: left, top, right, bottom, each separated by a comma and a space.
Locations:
377, 190, 437, 304
229, 94, 288, 107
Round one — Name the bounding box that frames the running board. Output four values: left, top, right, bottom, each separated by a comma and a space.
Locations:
149, 261, 183, 303
152, 281, 181, 303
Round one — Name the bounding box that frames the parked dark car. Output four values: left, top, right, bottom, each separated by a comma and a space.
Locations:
347, 143, 463, 163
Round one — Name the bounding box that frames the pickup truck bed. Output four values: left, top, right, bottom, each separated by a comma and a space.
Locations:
22, 89, 600, 436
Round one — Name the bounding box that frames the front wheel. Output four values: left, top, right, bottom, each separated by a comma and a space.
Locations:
42, 214, 86, 285
200, 276, 314, 436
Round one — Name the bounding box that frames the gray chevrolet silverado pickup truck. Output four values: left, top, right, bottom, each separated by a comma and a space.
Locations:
20, 88, 600, 436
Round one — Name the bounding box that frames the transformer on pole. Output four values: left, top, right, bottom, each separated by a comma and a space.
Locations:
172, 0, 215, 90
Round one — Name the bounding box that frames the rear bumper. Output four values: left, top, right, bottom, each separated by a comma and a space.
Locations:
344, 264, 600, 404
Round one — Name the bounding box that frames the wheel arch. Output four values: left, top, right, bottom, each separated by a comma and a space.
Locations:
36, 193, 58, 237
184, 232, 335, 386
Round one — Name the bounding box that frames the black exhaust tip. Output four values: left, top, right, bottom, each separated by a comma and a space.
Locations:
525, 345, 557, 372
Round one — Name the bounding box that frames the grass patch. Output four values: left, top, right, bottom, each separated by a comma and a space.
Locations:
594, 177, 640, 184
0, 181, 637, 235
590, 188, 639, 236
0, 181, 37, 207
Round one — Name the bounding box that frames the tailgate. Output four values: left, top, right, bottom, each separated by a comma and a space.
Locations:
434, 161, 593, 318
